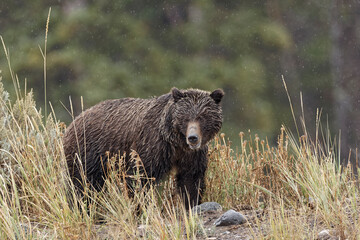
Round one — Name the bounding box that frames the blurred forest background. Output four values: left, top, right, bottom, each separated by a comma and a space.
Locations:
1, 0, 360, 162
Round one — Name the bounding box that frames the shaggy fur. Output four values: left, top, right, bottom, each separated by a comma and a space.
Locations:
63, 88, 224, 207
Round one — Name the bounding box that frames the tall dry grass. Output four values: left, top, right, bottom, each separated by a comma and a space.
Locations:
205, 122, 359, 238
0, 35, 359, 239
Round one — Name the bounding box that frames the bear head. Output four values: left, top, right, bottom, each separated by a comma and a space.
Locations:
171, 87, 224, 150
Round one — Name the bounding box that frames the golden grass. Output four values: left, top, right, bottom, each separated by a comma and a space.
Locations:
0, 37, 359, 239
205, 124, 359, 239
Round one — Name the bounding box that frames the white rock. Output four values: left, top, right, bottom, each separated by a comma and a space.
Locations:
317, 229, 331, 240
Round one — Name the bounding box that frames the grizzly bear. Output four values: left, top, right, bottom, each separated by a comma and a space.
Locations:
63, 87, 224, 208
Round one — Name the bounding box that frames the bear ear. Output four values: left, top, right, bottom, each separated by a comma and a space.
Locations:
171, 87, 184, 102
210, 89, 224, 104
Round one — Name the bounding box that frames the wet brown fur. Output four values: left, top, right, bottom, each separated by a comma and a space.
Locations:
63, 88, 224, 208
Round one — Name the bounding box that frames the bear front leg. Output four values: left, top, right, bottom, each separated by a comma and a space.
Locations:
176, 168, 206, 209
175, 150, 208, 209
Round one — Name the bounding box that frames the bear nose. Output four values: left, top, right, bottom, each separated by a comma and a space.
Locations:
187, 135, 199, 144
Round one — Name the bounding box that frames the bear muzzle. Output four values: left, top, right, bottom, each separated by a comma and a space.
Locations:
186, 121, 202, 150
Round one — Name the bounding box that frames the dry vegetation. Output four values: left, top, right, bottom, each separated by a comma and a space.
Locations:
0, 38, 360, 239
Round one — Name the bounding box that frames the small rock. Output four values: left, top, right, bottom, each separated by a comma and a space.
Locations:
317, 229, 331, 240
308, 197, 316, 209
214, 209, 246, 227
137, 224, 147, 237
192, 202, 222, 214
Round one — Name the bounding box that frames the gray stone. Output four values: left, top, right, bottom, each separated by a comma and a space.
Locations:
317, 229, 334, 240
192, 202, 222, 214
137, 224, 147, 238
214, 210, 246, 227
308, 196, 316, 209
